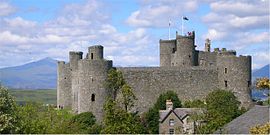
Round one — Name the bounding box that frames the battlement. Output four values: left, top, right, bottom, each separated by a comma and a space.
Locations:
58, 61, 66, 64
88, 45, 103, 49
176, 31, 195, 39
159, 39, 176, 43
69, 51, 83, 55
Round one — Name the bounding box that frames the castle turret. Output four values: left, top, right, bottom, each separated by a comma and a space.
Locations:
171, 31, 196, 67
77, 45, 113, 123
57, 61, 72, 109
205, 38, 211, 52
159, 40, 176, 67
69, 51, 83, 70
217, 55, 252, 108
88, 45, 103, 60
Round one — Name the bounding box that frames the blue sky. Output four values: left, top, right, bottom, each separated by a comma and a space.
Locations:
0, 0, 269, 69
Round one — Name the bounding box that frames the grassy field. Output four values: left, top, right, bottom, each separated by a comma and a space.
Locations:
9, 89, 56, 105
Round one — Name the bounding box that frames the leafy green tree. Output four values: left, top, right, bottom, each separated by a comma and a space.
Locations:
197, 90, 244, 133
71, 112, 96, 128
0, 85, 17, 133
101, 97, 145, 134
145, 91, 182, 133
105, 68, 125, 100
118, 84, 137, 111
15, 103, 82, 134
183, 99, 206, 108
70, 112, 101, 134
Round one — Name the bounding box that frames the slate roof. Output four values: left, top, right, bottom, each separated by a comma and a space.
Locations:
216, 105, 270, 134
159, 108, 202, 123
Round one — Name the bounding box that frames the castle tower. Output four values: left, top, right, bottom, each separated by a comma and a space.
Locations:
57, 61, 72, 109
217, 54, 252, 108
171, 31, 196, 67
205, 38, 211, 52
159, 40, 176, 67
68, 51, 83, 113
77, 45, 113, 123
88, 45, 103, 60
69, 51, 83, 70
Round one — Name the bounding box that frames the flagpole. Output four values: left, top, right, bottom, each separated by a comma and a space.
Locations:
169, 19, 171, 40
181, 16, 184, 36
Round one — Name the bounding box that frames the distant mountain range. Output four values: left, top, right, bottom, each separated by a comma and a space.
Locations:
0, 57, 57, 89
0, 58, 269, 90
252, 64, 269, 81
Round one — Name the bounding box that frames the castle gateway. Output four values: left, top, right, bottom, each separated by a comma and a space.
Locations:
57, 31, 252, 122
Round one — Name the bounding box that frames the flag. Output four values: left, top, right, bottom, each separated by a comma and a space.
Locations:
183, 16, 189, 20
169, 19, 171, 26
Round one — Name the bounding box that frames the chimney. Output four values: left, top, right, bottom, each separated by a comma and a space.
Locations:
166, 99, 173, 110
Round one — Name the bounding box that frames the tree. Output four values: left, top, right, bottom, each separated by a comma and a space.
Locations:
250, 122, 270, 134
145, 91, 182, 133
197, 90, 244, 133
183, 99, 206, 108
0, 85, 17, 133
256, 77, 270, 89
15, 103, 82, 134
71, 112, 96, 129
101, 97, 145, 134
70, 112, 101, 134
105, 68, 125, 100
117, 84, 137, 111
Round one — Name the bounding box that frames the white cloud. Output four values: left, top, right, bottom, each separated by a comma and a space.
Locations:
3, 17, 37, 28
126, 0, 199, 27
202, 0, 269, 69
0, 1, 16, 16
210, 0, 269, 17
252, 52, 270, 70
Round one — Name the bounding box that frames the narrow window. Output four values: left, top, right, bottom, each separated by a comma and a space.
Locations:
64, 77, 66, 79
91, 53, 93, 59
169, 119, 174, 126
172, 48, 176, 53
169, 129, 174, 134
91, 94, 95, 102
224, 68, 227, 74
248, 81, 251, 87
225, 80, 228, 87
188, 55, 191, 58
91, 77, 93, 82
172, 63, 174, 66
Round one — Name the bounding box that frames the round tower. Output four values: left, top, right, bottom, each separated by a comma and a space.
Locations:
78, 45, 113, 123
217, 55, 252, 108
88, 45, 103, 60
172, 31, 195, 67
57, 61, 72, 109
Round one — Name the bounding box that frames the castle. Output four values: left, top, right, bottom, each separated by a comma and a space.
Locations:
57, 31, 252, 122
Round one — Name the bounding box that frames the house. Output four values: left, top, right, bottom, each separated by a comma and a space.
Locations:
159, 100, 203, 134
215, 105, 270, 134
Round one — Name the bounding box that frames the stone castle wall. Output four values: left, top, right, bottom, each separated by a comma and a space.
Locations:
117, 67, 219, 113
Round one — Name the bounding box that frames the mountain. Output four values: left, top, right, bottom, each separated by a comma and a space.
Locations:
0, 57, 57, 89
252, 64, 270, 81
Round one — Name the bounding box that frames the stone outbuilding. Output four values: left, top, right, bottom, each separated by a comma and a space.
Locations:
159, 100, 203, 134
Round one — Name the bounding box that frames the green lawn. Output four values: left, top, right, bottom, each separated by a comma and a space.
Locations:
9, 89, 56, 105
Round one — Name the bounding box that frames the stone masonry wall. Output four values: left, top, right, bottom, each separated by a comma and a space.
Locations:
117, 67, 219, 113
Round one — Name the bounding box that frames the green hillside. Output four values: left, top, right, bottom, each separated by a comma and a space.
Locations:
9, 89, 56, 105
